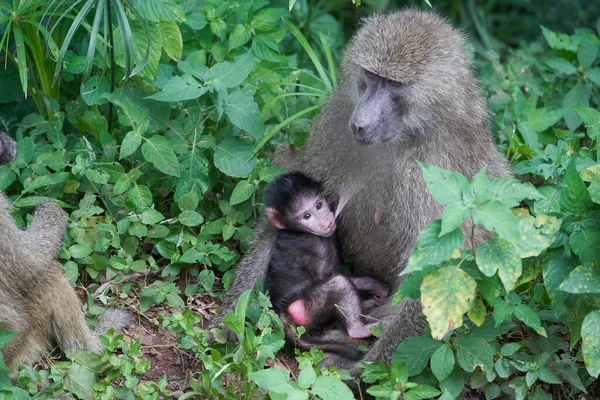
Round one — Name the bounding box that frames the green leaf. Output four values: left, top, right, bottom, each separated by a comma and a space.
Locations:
224, 91, 264, 139
120, 130, 143, 159
252, 33, 286, 63
311, 376, 354, 400
210, 52, 255, 89
113, 20, 161, 79
297, 365, 316, 389
542, 248, 576, 312
570, 228, 600, 265
141, 208, 164, 225
560, 158, 593, 215
134, 0, 184, 22
476, 238, 522, 292
81, 76, 111, 106
229, 25, 252, 50
178, 210, 204, 227
185, 12, 206, 30
230, 180, 254, 205
563, 83, 589, 131
403, 220, 463, 275
514, 304, 546, 336
431, 345, 455, 382
251, 8, 281, 31
392, 337, 442, 376
545, 58, 578, 75
581, 311, 600, 378
141, 136, 180, 177
473, 200, 520, 243
559, 264, 600, 294
501, 343, 520, 356
578, 40, 598, 69
586, 67, 600, 86
128, 184, 153, 210
406, 385, 441, 400
512, 209, 561, 258
249, 368, 293, 395
573, 106, 600, 139
23, 172, 72, 193
421, 266, 477, 339
214, 138, 258, 178
478, 177, 543, 209
467, 298, 486, 327
69, 244, 93, 258
419, 163, 470, 205
456, 336, 493, 373
159, 22, 183, 61
146, 76, 208, 102
440, 202, 471, 236
541, 26, 576, 51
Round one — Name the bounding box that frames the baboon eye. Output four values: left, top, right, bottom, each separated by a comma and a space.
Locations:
303, 213, 311, 219
388, 79, 403, 87
365, 70, 377, 78
316, 202, 322, 209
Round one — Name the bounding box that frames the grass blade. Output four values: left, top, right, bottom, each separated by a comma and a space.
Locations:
12, 24, 28, 96
316, 30, 336, 88
111, 0, 134, 79
83, 0, 106, 83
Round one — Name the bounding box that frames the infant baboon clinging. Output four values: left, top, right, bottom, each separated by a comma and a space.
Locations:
264, 172, 389, 360
0, 132, 130, 373
215, 10, 512, 372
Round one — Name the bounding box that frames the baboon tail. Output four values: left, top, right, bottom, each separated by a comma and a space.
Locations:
27, 200, 68, 257
282, 317, 363, 361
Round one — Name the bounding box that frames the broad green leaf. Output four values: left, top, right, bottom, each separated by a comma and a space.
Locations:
501, 343, 520, 356
251, 8, 281, 31
431, 345, 455, 382
392, 337, 442, 376
578, 40, 598, 69
534, 185, 561, 214
81, 76, 110, 106
476, 238, 522, 291
159, 22, 183, 61
311, 376, 354, 400
224, 91, 264, 138
214, 138, 258, 178
229, 25, 252, 50
249, 368, 293, 394
467, 298, 486, 327
419, 163, 470, 205
146, 76, 208, 102
23, 172, 72, 193
573, 106, 600, 139
545, 58, 577, 75
69, 244, 93, 258
563, 83, 589, 131
581, 311, 600, 378
61, 361, 98, 400
541, 26, 576, 51
141, 208, 164, 225
210, 52, 255, 89
517, 121, 539, 148
456, 336, 493, 373
297, 364, 316, 389
405, 385, 441, 400
542, 248, 576, 312
440, 202, 471, 236
120, 130, 144, 159
421, 266, 476, 339
252, 33, 286, 63
134, 0, 184, 22
560, 158, 593, 215
484, 178, 543, 208
514, 304, 546, 336
586, 67, 600, 86
185, 12, 207, 30
128, 184, 153, 210
113, 21, 162, 79
512, 209, 561, 258
141, 136, 181, 177
178, 210, 204, 227
403, 220, 463, 275
559, 264, 600, 294
210, 18, 227, 40
570, 228, 600, 265
473, 200, 520, 243
230, 180, 254, 205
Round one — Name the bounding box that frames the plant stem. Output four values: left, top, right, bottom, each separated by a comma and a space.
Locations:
107, 0, 116, 133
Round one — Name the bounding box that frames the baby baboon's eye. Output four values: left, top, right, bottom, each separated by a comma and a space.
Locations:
303, 213, 311, 219
388, 79, 403, 87
316, 202, 322, 210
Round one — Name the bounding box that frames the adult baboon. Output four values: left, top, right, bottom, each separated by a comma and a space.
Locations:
215, 10, 512, 372
0, 132, 130, 373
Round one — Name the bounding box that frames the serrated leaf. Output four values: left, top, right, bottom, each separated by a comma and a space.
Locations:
456, 336, 493, 373
392, 337, 442, 376
473, 200, 520, 243
141, 136, 181, 177
578, 40, 598, 69
252, 33, 286, 62
419, 163, 470, 205
581, 311, 600, 378
252, 8, 281, 31
214, 138, 258, 178
224, 91, 264, 139
431, 345, 455, 382
230, 180, 254, 205
514, 304, 546, 336
185, 12, 206, 30
229, 25, 252, 50
421, 266, 477, 339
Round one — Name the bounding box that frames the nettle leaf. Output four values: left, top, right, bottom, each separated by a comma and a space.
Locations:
251, 8, 281, 31
431, 345, 455, 382
392, 337, 442, 376
512, 209, 561, 258
581, 311, 600, 378
224, 91, 264, 139
403, 220, 463, 275
141, 136, 181, 177
419, 163, 470, 205
473, 200, 520, 243
159, 22, 183, 61
513, 304, 546, 337
230, 180, 254, 205
560, 158, 593, 215
210, 52, 255, 89
134, 0, 185, 22
573, 106, 600, 139
229, 25, 252, 50
252, 33, 286, 62
559, 264, 600, 294
421, 266, 476, 339
456, 336, 494, 373
214, 138, 258, 178
146, 75, 208, 102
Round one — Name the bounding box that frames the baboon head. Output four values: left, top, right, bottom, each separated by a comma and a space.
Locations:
343, 10, 475, 144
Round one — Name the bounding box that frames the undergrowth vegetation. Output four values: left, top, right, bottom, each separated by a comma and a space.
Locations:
0, 0, 598, 399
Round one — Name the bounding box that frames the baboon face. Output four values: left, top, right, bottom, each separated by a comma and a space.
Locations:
349, 69, 410, 144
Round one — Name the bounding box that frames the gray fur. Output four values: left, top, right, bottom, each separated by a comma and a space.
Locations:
214, 9, 512, 371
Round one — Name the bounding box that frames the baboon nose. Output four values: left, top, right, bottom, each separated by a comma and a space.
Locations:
350, 122, 365, 138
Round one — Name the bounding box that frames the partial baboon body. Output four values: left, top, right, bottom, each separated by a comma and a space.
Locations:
0, 132, 130, 373
215, 10, 512, 372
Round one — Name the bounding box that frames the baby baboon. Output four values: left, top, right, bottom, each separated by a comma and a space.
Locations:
264, 172, 388, 360
215, 10, 512, 372
0, 132, 130, 373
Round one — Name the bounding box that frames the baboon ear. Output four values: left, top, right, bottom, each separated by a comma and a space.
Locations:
265, 208, 286, 229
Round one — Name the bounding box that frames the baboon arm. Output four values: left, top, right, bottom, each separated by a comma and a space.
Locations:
212, 220, 277, 332
27, 201, 67, 257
